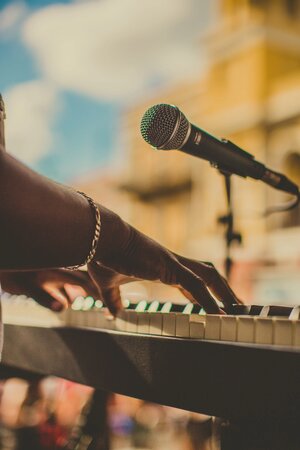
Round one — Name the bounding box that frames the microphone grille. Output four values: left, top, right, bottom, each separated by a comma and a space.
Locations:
140, 104, 190, 150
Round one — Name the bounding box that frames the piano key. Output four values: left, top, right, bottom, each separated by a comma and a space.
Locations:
6, 296, 300, 353
147, 300, 160, 313
265, 305, 294, 317
115, 309, 129, 332
81, 310, 92, 327
162, 313, 176, 336
249, 305, 265, 315
237, 316, 256, 343
104, 313, 117, 331
189, 315, 206, 339
255, 318, 273, 345
229, 305, 252, 315
2, 298, 66, 327
182, 303, 194, 315
175, 313, 190, 338
259, 306, 270, 318
94, 299, 104, 309
82, 296, 95, 311
204, 315, 221, 340
126, 311, 138, 333
149, 312, 163, 336
220, 316, 238, 342
161, 302, 173, 313
126, 300, 148, 333
293, 321, 300, 347
170, 303, 186, 313
90, 302, 112, 329
191, 305, 203, 314
273, 319, 294, 346
67, 296, 86, 327
227, 304, 263, 316
137, 312, 150, 334
135, 300, 148, 312
289, 306, 300, 321
134, 301, 149, 334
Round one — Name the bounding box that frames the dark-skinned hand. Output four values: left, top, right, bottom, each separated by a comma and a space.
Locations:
87, 206, 241, 315
0, 269, 99, 311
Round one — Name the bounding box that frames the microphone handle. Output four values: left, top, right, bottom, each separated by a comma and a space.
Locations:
181, 125, 299, 196
262, 169, 299, 196
181, 125, 266, 179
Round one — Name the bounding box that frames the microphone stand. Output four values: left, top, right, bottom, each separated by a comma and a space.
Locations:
217, 170, 242, 281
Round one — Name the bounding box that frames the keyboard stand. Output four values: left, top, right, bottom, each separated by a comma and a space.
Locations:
2, 323, 300, 450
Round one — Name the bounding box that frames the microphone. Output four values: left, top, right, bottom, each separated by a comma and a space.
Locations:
140, 103, 299, 197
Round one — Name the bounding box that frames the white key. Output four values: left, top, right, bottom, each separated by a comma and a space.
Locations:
273, 318, 294, 346
94, 310, 112, 329
126, 311, 138, 333
107, 315, 117, 331
259, 306, 270, 318
3, 299, 66, 328
115, 310, 128, 332
205, 315, 221, 340
289, 306, 300, 321
255, 318, 273, 345
293, 321, 300, 347
237, 317, 256, 343
148, 301, 160, 313
176, 314, 190, 338
72, 310, 85, 327
189, 315, 206, 339
82, 310, 93, 327
220, 316, 238, 342
149, 313, 163, 335
64, 308, 74, 326
162, 313, 176, 336
137, 312, 150, 334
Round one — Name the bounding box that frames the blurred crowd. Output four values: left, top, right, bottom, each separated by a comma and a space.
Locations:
0, 377, 218, 450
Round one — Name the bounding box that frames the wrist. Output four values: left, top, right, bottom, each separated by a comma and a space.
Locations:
93, 204, 131, 263
67, 192, 101, 270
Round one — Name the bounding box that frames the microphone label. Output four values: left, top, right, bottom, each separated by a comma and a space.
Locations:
194, 131, 202, 145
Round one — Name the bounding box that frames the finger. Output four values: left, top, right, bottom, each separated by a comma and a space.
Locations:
176, 286, 198, 304
174, 262, 222, 314
87, 263, 122, 315
30, 288, 67, 311
64, 283, 87, 299
43, 285, 69, 310
53, 270, 100, 300
101, 286, 123, 316
175, 256, 239, 307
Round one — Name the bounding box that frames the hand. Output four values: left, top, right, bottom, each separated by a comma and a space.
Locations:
0, 269, 99, 311
88, 206, 240, 315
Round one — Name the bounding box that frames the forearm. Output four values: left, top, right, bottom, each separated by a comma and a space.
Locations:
0, 94, 5, 149
0, 148, 95, 270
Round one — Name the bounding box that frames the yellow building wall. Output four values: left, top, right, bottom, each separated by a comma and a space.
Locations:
120, 0, 300, 302
76, 0, 300, 302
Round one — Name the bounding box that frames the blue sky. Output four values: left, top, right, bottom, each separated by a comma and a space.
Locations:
1, 0, 121, 183
0, 0, 211, 183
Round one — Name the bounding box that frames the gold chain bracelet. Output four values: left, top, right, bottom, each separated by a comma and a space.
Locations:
67, 191, 101, 270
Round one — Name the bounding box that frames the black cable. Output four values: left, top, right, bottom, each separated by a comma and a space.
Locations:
264, 190, 300, 216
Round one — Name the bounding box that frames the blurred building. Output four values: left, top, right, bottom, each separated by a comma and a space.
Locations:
77, 0, 300, 304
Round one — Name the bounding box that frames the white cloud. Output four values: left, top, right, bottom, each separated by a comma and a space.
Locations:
0, 1, 28, 34
22, 0, 211, 102
4, 81, 60, 164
